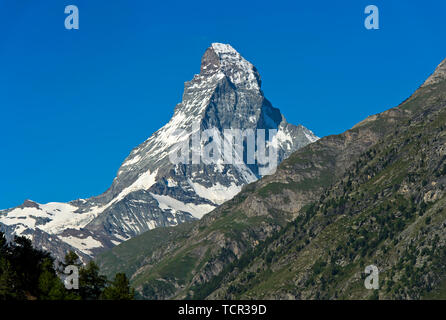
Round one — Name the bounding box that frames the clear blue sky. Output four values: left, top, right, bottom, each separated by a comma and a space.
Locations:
1, 0, 445, 209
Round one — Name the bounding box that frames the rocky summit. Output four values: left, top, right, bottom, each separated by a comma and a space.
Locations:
0, 43, 318, 261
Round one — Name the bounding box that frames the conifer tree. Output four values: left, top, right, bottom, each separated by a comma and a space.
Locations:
101, 273, 135, 300
79, 261, 106, 300
0, 231, 135, 300
0, 257, 21, 300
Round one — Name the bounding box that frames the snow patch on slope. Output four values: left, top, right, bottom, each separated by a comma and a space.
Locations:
188, 180, 242, 205
115, 169, 159, 202
58, 235, 103, 255
150, 193, 215, 219
0, 203, 96, 235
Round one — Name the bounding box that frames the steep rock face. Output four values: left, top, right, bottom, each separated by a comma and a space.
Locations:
422, 58, 446, 87
0, 43, 318, 260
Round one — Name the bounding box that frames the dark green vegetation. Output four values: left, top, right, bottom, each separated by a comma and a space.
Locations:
97, 62, 446, 299
0, 232, 73, 300
96, 221, 195, 280
0, 232, 134, 300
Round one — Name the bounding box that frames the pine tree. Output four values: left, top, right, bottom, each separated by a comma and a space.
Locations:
38, 258, 72, 300
57, 251, 81, 282
56, 251, 84, 300
0, 232, 133, 300
0, 257, 22, 300
101, 273, 135, 300
0, 232, 7, 255
8, 235, 52, 298
61, 251, 82, 269
79, 261, 106, 300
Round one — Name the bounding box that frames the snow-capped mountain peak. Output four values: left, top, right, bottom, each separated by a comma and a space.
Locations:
200, 43, 261, 90
0, 43, 319, 260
